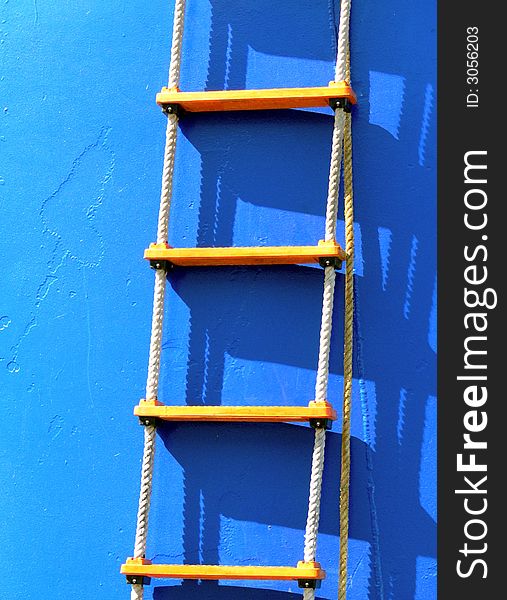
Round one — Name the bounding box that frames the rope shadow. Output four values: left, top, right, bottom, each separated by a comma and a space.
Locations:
166, 265, 346, 407
203, 0, 338, 92
155, 423, 387, 552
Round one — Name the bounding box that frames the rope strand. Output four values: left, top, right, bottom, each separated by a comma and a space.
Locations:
157, 0, 187, 243
304, 0, 354, 599
303, 427, 328, 562
338, 110, 354, 600
168, 0, 187, 89
155, 115, 179, 245
335, 0, 352, 83
303, 589, 316, 600
130, 2, 187, 599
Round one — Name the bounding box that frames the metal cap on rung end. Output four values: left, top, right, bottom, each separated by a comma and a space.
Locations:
149, 259, 173, 271
126, 575, 151, 586
139, 416, 159, 427
318, 256, 342, 270
329, 97, 352, 113
309, 418, 332, 430
161, 103, 184, 118
297, 578, 322, 589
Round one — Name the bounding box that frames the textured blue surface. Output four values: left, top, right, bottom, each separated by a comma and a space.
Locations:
0, 1, 436, 598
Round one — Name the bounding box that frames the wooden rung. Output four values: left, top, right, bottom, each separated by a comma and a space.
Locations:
135, 400, 336, 423
156, 81, 356, 112
144, 240, 346, 267
121, 558, 326, 581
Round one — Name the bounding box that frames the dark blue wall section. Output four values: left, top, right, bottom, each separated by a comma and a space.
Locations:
1, 1, 435, 598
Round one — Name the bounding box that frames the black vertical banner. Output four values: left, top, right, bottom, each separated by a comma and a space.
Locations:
438, 3, 502, 598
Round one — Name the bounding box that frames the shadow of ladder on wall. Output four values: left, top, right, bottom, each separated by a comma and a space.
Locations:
121, 0, 356, 598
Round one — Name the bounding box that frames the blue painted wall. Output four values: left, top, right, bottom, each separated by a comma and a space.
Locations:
1, 1, 436, 598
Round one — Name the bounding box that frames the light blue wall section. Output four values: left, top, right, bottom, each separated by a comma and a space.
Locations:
1, 1, 436, 598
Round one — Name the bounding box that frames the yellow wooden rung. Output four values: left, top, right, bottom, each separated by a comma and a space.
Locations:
135, 399, 336, 423
156, 81, 356, 112
121, 558, 326, 581
145, 240, 346, 267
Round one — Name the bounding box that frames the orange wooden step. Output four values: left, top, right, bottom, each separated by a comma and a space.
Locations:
135, 400, 336, 423
156, 81, 356, 112
145, 240, 346, 267
121, 558, 326, 582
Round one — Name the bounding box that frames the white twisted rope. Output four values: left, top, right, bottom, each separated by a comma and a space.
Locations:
156, 115, 179, 245
133, 425, 157, 556
156, 0, 186, 243
303, 427, 327, 562
131, 584, 144, 600
168, 0, 187, 89
335, 0, 352, 83
324, 109, 345, 243
130, 585, 144, 600
131, 425, 156, 600
145, 269, 168, 399
314, 266, 337, 403
303, 45, 346, 588
302, 1, 353, 598
130, 2, 187, 599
